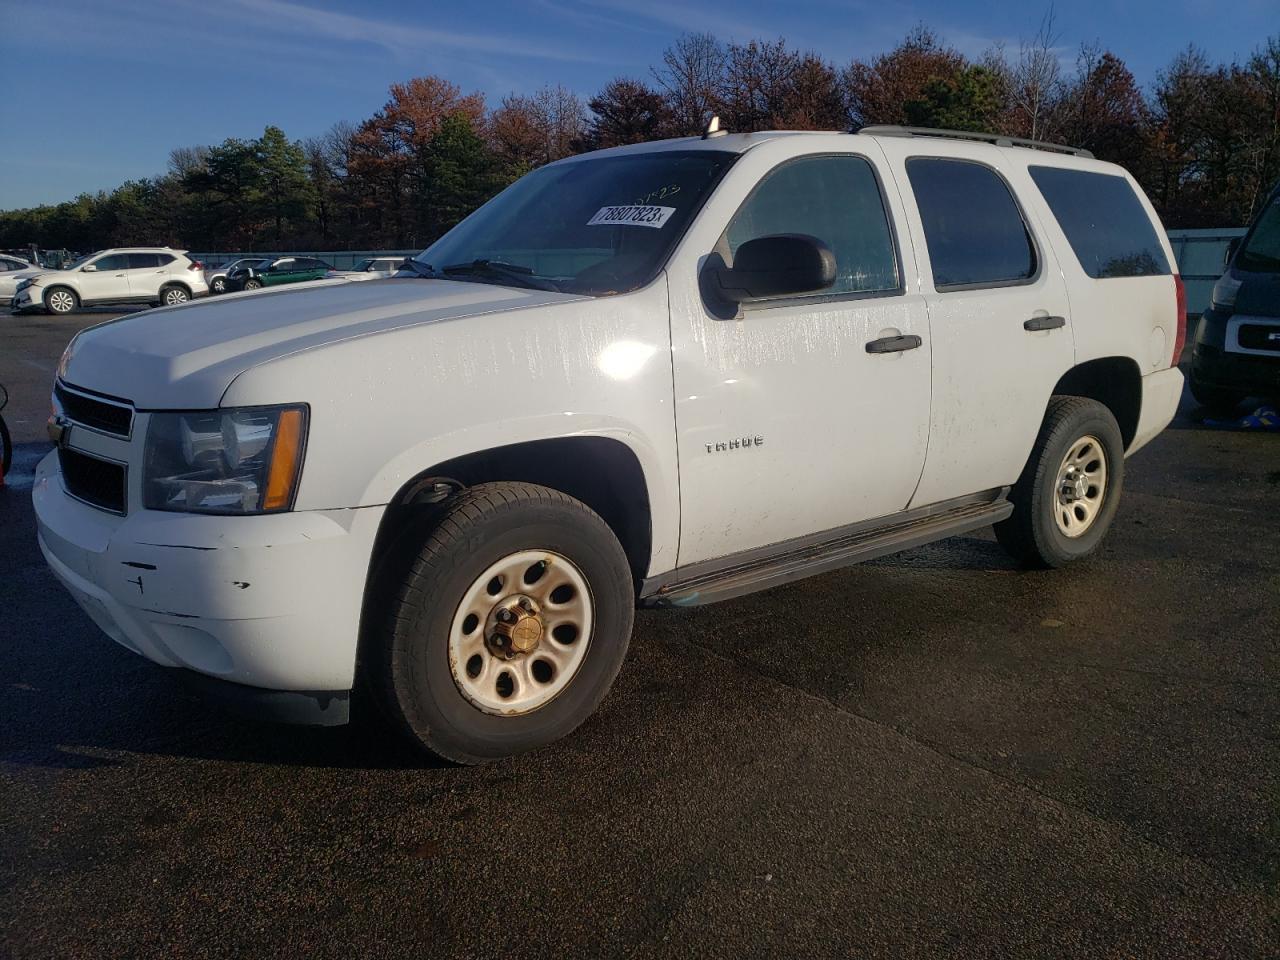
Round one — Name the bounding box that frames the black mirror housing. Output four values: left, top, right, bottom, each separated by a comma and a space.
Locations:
712, 234, 837, 304
1225, 236, 1240, 267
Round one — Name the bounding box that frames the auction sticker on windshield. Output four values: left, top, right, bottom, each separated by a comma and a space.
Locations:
587, 205, 676, 229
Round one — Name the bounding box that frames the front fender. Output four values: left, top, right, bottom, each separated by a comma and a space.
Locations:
220, 277, 680, 574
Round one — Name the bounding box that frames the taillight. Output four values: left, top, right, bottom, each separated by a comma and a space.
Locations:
1171, 273, 1187, 366
188, 260, 203, 271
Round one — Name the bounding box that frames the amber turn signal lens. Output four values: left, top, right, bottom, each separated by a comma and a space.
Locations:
262, 407, 306, 511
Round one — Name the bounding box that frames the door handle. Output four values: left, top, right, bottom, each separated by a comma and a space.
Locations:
1024, 315, 1067, 332
866, 334, 923, 354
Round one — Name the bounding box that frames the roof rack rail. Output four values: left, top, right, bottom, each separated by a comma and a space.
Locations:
855, 125, 1093, 159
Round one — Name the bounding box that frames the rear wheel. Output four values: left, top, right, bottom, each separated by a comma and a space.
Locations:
44, 287, 78, 315
1189, 375, 1246, 417
160, 285, 190, 307
210, 276, 227, 294
995, 396, 1125, 569
367, 482, 634, 764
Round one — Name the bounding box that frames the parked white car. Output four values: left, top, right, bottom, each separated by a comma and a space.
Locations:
12, 247, 208, 314
34, 125, 1185, 763
0, 254, 43, 301
328, 256, 408, 281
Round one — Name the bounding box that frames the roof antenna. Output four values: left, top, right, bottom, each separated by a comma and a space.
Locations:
701, 115, 726, 140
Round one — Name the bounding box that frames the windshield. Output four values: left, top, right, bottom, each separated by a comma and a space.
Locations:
62, 252, 98, 270
416, 150, 737, 296
1237, 195, 1280, 274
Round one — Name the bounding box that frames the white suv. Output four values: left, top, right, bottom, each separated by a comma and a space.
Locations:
12, 247, 208, 314
33, 125, 1185, 763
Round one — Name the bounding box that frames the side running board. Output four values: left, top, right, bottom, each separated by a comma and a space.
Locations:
643, 494, 1013, 608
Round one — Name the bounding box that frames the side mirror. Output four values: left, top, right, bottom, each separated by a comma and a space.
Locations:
81, 263, 97, 272
1225, 237, 1240, 267
711, 234, 837, 304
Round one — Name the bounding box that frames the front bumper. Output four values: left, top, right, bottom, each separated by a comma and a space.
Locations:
1193, 308, 1280, 396
11, 285, 39, 311
33, 450, 383, 706
1191, 344, 1280, 397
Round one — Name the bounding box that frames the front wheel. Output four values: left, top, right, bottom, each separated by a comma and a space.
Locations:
44, 287, 78, 315
242, 278, 263, 290
367, 482, 634, 764
995, 396, 1125, 569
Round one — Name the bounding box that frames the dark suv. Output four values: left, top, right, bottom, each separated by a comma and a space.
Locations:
1190, 184, 1280, 413
226, 256, 333, 292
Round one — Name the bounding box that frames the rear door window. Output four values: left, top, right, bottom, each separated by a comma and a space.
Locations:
906, 158, 1037, 289
127, 253, 161, 269
723, 153, 901, 298
1028, 166, 1171, 278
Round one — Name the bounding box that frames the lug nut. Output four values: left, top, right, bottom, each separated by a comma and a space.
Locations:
492, 635, 505, 646
497, 609, 514, 623
519, 598, 534, 612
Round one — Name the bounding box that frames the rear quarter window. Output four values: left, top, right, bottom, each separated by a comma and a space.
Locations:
1028, 166, 1170, 279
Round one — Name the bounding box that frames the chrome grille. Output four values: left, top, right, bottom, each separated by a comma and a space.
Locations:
55, 381, 133, 437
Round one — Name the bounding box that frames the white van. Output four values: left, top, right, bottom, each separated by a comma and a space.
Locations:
34, 125, 1185, 763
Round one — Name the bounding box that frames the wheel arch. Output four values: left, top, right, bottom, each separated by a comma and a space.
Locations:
1050, 356, 1143, 451
42, 284, 80, 309
364, 435, 655, 597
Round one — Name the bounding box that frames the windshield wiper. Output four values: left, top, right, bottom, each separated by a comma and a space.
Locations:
400, 259, 440, 279
441, 259, 561, 292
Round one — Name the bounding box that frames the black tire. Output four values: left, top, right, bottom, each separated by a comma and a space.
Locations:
160, 284, 190, 307
43, 286, 79, 315
1188, 375, 1246, 417
995, 396, 1125, 569
0, 414, 11, 478
211, 276, 227, 294
367, 482, 634, 764
242, 278, 263, 290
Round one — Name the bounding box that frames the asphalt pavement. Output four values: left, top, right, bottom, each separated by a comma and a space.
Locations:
1, 309, 1277, 959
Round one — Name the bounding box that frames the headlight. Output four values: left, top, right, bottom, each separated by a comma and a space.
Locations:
1211, 274, 1241, 311
143, 405, 308, 514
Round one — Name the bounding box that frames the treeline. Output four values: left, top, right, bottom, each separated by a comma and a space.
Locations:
2, 24, 1277, 253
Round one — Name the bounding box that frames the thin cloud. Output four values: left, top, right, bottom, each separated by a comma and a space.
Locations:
230, 0, 610, 64
581, 0, 772, 41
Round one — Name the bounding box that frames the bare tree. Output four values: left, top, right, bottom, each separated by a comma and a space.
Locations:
168, 145, 210, 178
489, 85, 587, 171
1008, 6, 1063, 141
652, 32, 726, 135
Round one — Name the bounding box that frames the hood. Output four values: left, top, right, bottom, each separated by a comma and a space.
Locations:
1233, 267, 1280, 318
61, 277, 585, 408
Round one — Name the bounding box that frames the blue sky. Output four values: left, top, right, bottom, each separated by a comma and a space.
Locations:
0, 0, 1275, 209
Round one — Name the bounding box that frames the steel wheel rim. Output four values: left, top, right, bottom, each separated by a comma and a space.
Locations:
49, 291, 73, 313
1054, 434, 1107, 538
165, 288, 188, 305
447, 549, 594, 716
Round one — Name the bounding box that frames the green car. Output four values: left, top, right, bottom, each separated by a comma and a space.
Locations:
227, 256, 333, 291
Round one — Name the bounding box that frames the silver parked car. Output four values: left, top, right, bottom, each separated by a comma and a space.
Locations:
0, 254, 43, 302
